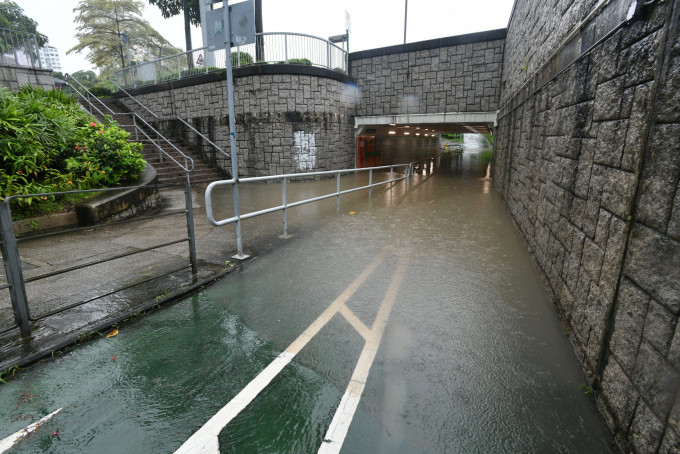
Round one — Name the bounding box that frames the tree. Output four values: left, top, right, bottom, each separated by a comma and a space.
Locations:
70, 70, 99, 88
68, 0, 180, 76
0, 0, 48, 46
147, 0, 199, 67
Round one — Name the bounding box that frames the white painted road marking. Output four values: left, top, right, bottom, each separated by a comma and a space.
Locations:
174, 251, 390, 454
319, 259, 406, 454
0, 407, 63, 453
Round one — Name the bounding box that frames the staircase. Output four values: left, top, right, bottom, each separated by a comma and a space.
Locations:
81, 98, 226, 186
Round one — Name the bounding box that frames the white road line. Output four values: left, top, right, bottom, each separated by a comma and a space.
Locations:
318, 259, 406, 454
0, 407, 63, 453
174, 251, 389, 454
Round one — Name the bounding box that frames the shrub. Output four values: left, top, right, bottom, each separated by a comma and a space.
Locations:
231, 51, 253, 67
288, 58, 312, 66
0, 85, 145, 208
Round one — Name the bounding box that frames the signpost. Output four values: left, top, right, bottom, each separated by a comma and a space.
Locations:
200, 0, 255, 259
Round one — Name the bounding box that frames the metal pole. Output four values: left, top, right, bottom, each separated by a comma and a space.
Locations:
282, 177, 288, 237
184, 173, 198, 274
0, 202, 31, 336
336, 172, 341, 210
368, 169, 373, 196
232, 182, 247, 259
390, 166, 394, 184
404, 0, 408, 44
327, 41, 331, 69
133, 115, 139, 141
222, 0, 248, 259
284, 34, 288, 63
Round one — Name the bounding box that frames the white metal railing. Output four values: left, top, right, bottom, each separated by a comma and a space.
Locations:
0, 27, 41, 69
113, 32, 348, 89
205, 158, 435, 259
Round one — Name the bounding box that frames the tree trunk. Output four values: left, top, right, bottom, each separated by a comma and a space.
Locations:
184, 0, 193, 68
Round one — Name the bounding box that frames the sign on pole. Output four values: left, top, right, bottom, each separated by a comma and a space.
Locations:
205, 0, 255, 50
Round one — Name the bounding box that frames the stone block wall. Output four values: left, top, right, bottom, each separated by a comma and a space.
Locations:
501, 0, 601, 106
494, 1, 680, 452
0, 65, 54, 91
350, 30, 505, 116
118, 68, 355, 177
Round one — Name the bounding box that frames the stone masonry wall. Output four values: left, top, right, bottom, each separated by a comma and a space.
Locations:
501, 0, 597, 106
119, 70, 355, 177
0, 65, 53, 91
350, 30, 505, 116
494, 1, 680, 452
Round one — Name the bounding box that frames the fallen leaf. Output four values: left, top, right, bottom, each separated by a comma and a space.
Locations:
349, 211, 356, 215
427, 200, 435, 204
106, 329, 118, 338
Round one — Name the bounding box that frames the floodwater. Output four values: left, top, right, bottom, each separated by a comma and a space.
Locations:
0, 148, 617, 453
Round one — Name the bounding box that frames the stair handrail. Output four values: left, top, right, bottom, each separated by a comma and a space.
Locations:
64, 74, 115, 119
64, 75, 194, 173
132, 114, 194, 172
110, 79, 229, 160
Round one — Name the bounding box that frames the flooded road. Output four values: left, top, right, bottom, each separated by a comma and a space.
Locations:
0, 149, 617, 453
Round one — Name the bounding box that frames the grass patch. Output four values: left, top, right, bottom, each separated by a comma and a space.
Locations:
11, 192, 98, 221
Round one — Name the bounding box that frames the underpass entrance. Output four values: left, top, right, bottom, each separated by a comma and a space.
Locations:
355, 113, 496, 168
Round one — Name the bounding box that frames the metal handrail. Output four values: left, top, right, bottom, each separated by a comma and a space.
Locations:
64, 75, 194, 173
112, 31, 349, 89
110, 78, 229, 161
205, 158, 435, 258
64, 74, 115, 117
0, 27, 41, 69
0, 180, 199, 336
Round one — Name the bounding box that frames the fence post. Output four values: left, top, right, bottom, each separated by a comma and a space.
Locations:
232, 181, 249, 259
327, 42, 331, 69
282, 177, 289, 237
178, 55, 182, 79
284, 34, 289, 63
336, 172, 341, 210
184, 174, 198, 274
368, 169, 373, 196
0, 202, 31, 336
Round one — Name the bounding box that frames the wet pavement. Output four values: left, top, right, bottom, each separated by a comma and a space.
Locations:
0, 149, 618, 453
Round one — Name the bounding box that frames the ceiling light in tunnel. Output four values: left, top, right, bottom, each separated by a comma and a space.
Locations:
389, 123, 396, 126
404, 125, 410, 128
404, 132, 410, 135
388, 130, 396, 134
415, 133, 421, 136
424, 133, 429, 136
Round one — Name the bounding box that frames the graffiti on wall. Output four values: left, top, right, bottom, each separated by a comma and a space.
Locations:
293, 131, 317, 171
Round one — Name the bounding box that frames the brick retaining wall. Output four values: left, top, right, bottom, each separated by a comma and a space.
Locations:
118, 67, 355, 177
494, 1, 680, 452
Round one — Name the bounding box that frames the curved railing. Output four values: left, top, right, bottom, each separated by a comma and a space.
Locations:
113, 32, 348, 89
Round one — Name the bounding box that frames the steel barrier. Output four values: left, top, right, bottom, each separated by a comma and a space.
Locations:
205, 158, 435, 259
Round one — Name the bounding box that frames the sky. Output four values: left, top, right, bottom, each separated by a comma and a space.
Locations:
17, 0, 515, 75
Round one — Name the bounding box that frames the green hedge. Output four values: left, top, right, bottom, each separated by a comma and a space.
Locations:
0, 85, 146, 208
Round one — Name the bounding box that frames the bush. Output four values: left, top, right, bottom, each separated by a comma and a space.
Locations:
231, 51, 253, 67
288, 58, 312, 66
0, 85, 145, 208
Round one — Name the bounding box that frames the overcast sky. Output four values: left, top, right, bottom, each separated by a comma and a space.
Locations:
18, 0, 514, 74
